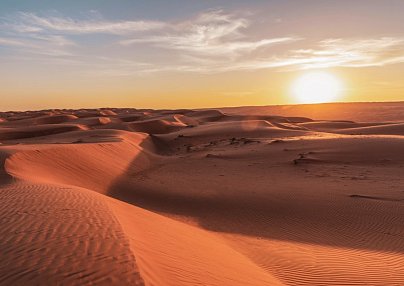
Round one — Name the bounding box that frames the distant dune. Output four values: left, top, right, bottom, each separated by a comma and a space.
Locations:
1, 103, 404, 285
220, 101, 404, 122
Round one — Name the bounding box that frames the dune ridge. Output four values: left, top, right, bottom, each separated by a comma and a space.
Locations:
1, 104, 404, 285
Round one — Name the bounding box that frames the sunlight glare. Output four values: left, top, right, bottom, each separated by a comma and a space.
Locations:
291, 72, 343, 103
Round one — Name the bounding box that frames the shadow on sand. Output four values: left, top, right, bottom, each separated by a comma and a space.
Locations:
108, 147, 404, 255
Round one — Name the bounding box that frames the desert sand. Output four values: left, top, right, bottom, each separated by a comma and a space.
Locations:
1, 102, 404, 285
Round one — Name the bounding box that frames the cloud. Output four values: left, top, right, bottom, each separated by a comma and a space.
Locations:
122, 36, 296, 56
0, 37, 34, 48
189, 37, 404, 73
0, 11, 167, 62
284, 37, 404, 69
0, 34, 75, 57
0, 13, 85, 58
9, 12, 166, 34
121, 10, 299, 57
137, 37, 404, 73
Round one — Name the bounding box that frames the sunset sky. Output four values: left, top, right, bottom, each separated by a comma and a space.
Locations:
1, 0, 404, 110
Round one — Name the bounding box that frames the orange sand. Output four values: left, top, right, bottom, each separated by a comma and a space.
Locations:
1, 103, 404, 285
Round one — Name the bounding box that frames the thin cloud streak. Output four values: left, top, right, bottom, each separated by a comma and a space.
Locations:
9, 12, 166, 34
0, 34, 75, 57
122, 36, 297, 56
0, 37, 34, 48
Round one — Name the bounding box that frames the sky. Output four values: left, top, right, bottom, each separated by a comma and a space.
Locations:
1, 0, 404, 110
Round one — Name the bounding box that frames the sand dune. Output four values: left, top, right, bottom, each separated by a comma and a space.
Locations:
1, 103, 404, 285
337, 122, 404, 136
0, 124, 87, 140
5, 131, 157, 193
34, 114, 79, 125
221, 101, 404, 122
173, 114, 199, 126
186, 109, 225, 122
71, 116, 113, 127
298, 120, 389, 131
128, 119, 187, 134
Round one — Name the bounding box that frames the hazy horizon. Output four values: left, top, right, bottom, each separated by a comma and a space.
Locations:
3, 100, 404, 113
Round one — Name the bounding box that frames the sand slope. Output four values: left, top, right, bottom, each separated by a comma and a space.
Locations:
0, 182, 144, 285
1, 104, 404, 285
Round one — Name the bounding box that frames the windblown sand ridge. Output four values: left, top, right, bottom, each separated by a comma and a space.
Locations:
1, 103, 404, 285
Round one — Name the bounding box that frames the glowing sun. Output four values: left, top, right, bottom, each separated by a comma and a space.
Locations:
291, 72, 343, 104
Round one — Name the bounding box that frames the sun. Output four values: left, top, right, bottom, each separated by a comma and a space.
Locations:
291, 71, 343, 104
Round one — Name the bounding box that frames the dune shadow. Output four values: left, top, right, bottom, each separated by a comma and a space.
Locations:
108, 152, 404, 255
0, 151, 13, 186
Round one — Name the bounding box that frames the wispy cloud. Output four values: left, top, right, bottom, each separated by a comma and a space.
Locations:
283, 37, 404, 69
0, 34, 75, 56
0, 37, 33, 48
7, 12, 166, 34
0, 13, 86, 58
121, 10, 298, 57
